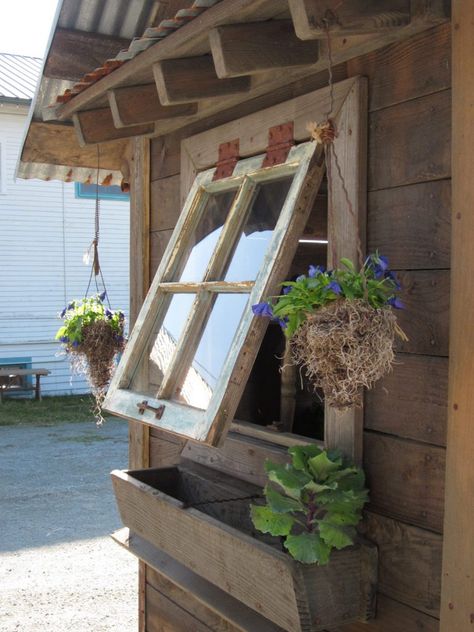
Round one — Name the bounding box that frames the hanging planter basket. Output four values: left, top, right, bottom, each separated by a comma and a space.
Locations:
56, 294, 125, 421
291, 298, 398, 409
253, 254, 406, 410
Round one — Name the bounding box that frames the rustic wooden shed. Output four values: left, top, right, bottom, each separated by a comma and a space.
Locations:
19, 1, 473, 630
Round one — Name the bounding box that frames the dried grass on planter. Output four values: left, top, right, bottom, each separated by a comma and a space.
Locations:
68, 320, 124, 422
291, 299, 399, 409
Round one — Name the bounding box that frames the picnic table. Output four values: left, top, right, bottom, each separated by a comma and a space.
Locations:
0, 368, 51, 402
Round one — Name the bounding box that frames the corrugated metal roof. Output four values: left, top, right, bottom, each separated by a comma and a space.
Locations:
0, 53, 42, 102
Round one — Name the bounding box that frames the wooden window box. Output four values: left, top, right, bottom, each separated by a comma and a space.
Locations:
112, 461, 377, 631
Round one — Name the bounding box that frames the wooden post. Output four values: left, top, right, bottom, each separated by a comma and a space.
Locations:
440, 5, 474, 631
128, 137, 151, 632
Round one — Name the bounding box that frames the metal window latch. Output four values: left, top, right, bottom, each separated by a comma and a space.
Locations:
137, 400, 165, 420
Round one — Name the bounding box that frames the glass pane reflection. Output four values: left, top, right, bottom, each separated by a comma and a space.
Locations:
176, 190, 236, 282
174, 294, 249, 410
224, 177, 293, 281
130, 293, 195, 397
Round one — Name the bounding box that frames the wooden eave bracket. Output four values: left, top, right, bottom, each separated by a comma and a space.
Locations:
288, 0, 447, 39
262, 123, 295, 168
213, 139, 240, 180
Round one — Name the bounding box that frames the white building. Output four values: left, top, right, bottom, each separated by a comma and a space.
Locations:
0, 53, 129, 396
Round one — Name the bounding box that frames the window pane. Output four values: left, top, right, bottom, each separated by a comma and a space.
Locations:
175, 190, 236, 282
224, 177, 293, 281
173, 293, 249, 410
129, 293, 195, 396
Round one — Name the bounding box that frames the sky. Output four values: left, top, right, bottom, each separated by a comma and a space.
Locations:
0, 0, 59, 58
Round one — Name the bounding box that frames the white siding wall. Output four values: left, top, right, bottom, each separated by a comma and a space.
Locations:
0, 105, 130, 396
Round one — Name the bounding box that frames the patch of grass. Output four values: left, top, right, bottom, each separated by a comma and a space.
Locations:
0, 395, 112, 426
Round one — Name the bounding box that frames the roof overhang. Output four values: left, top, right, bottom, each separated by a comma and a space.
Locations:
18, 0, 450, 185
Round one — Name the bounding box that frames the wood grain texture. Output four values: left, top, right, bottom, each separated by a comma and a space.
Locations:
368, 179, 451, 270
150, 230, 173, 278
365, 354, 448, 446
113, 528, 287, 632
151, 134, 182, 180
149, 428, 186, 468
150, 175, 180, 232
154, 56, 251, 105
73, 107, 154, 146
336, 594, 439, 632
347, 22, 451, 111
395, 270, 450, 357
209, 20, 319, 78
21, 121, 127, 171
146, 583, 212, 632
440, 8, 474, 632
108, 84, 197, 128
364, 432, 445, 532
368, 89, 451, 191
44, 27, 130, 82
361, 512, 442, 617
289, 0, 410, 38
325, 77, 368, 465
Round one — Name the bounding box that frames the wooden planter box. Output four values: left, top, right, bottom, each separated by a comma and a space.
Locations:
112, 461, 377, 632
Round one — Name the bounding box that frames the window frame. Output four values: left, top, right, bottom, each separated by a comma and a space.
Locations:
103, 141, 325, 445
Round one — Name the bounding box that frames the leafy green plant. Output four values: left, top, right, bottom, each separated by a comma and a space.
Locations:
55, 293, 124, 348
253, 253, 402, 338
250, 445, 368, 564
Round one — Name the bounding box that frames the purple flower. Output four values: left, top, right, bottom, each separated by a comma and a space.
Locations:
59, 335, 69, 343
327, 281, 342, 295
114, 334, 124, 343
118, 311, 125, 321
60, 308, 67, 318
105, 308, 113, 319
67, 302, 75, 310
252, 302, 273, 318
98, 291, 107, 301
278, 318, 288, 329
282, 286, 292, 295
385, 270, 401, 290
72, 340, 80, 348
308, 265, 325, 278
388, 297, 404, 309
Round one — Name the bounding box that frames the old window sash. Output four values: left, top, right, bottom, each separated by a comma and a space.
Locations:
104, 141, 325, 445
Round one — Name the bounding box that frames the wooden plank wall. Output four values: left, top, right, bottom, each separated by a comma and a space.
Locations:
142, 23, 451, 632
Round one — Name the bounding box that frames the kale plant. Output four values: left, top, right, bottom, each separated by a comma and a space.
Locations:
250, 445, 368, 564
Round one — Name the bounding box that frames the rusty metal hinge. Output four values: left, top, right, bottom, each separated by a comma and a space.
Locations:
262, 122, 295, 168
137, 400, 165, 420
213, 139, 240, 180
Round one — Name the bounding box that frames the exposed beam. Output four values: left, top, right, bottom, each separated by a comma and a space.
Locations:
44, 27, 130, 81
289, 0, 411, 39
53, 0, 275, 120
209, 20, 319, 78
20, 121, 127, 170
73, 108, 154, 146
108, 84, 197, 127
153, 56, 251, 105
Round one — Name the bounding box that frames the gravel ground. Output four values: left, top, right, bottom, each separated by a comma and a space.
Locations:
0, 420, 137, 632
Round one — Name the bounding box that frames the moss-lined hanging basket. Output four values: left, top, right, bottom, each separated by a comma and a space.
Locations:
253, 253, 406, 409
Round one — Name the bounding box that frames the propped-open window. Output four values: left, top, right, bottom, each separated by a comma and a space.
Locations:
104, 141, 325, 444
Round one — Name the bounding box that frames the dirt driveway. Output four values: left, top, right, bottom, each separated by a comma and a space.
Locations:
0, 420, 137, 631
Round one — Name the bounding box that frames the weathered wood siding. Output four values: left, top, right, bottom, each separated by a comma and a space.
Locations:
0, 106, 130, 395
140, 23, 450, 632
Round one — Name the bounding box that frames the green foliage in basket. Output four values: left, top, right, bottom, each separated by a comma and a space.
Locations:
55, 293, 124, 348
252, 253, 402, 338
250, 445, 368, 564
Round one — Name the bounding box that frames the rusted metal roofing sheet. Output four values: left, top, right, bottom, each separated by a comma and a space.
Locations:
0, 54, 42, 102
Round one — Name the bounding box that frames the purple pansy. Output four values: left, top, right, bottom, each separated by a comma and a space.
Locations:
105, 308, 113, 319
388, 296, 404, 309
72, 340, 80, 347
59, 335, 69, 343
385, 270, 401, 290
99, 291, 107, 301
282, 286, 292, 295
67, 302, 75, 310
327, 280, 342, 295
308, 265, 325, 278
252, 302, 274, 318
60, 308, 67, 318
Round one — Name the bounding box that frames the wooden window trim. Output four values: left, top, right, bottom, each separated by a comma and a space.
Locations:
104, 142, 325, 445
181, 76, 367, 460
